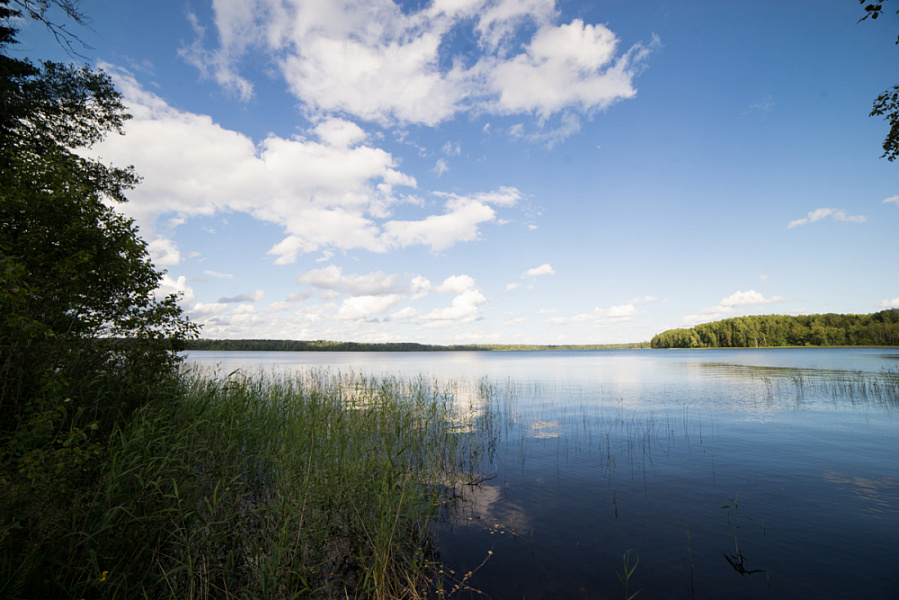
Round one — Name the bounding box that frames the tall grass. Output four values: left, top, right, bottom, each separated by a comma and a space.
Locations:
0, 369, 494, 599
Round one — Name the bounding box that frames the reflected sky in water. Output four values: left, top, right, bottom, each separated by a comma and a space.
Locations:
184, 348, 899, 599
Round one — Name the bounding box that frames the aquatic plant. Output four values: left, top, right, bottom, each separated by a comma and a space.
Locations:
616, 549, 641, 600
1, 369, 496, 599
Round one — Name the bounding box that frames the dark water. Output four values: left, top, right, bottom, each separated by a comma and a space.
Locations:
184, 348, 899, 599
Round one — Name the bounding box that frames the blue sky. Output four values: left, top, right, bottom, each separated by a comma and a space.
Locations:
18, 0, 899, 344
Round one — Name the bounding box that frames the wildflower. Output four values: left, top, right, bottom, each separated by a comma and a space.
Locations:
98, 571, 108, 583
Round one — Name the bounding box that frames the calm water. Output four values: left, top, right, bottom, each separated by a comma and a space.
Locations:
184, 348, 899, 599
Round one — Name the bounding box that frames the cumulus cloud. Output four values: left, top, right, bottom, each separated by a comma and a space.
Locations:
155, 274, 196, 305
720, 290, 786, 307
435, 274, 477, 295
337, 295, 403, 320
522, 263, 555, 278
884, 195, 899, 205
788, 208, 867, 228
388, 306, 417, 321
410, 275, 432, 298
681, 290, 789, 326
381, 187, 522, 251
422, 274, 487, 325
487, 21, 657, 120
876, 297, 899, 308
90, 68, 525, 263
296, 265, 404, 296
148, 237, 182, 266
180, 0, 655, 127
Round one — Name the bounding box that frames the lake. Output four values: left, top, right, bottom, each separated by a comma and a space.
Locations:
183, 348, 899, 599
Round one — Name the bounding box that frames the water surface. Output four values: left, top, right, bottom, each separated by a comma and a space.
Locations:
184, 348, 899, 599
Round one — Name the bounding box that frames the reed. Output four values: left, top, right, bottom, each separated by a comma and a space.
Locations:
0, 369, 494, 599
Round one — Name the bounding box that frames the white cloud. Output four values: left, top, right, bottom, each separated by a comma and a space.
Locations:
470, 0, 558, 53
523, 112, 582, 148
487, 20, 656, 120
505, 283, 519, 291
337, 295, 403, 320
387, 306, 417, 321
720, 290, 786, 307
606, 304, 637, 319
442, 141, 461, 155
410, 275, 432, 298
155, 274, 196, 305
312, 117, 367, 148
205, 270, 234, 279
422, 289, 487, 324
876, 297, 899, 308
181, 1, 654, 128
681, 290, 789, 327
296, 265, 404, 296
148, 237, 182, 266
421, 274, 486, 325
180, 10, 255, 101
433, 158, 449, 176
190, 302, 229, 317
436, 274, 477, 294
91, 69, 524, 262
788, 207, 867, 228
522, 263, 555, 278
884, 195, 899, 205
381, 187, 522, 251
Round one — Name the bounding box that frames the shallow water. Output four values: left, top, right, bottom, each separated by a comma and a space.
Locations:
184, 348, 899, 599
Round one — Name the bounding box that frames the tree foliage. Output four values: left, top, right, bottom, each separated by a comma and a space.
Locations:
651, 309, 899, 348
858, 1, 899, 160
1, 0, 196, 486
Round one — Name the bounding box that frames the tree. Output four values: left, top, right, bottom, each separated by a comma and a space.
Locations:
858, 1, 899, 160
0, 0, 197, 483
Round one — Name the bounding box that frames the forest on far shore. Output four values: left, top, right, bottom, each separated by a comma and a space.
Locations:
184, 339, 650, 352
185, 311, 899, 352
650, 309, 899, 348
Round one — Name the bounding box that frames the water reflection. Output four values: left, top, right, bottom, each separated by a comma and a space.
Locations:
822, 470, 899, 516
183, 349, 899, 600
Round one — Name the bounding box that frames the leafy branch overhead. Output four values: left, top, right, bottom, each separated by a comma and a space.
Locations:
859, 0, 899, 160
1, 0, 196, 495
5, 0, 93, 54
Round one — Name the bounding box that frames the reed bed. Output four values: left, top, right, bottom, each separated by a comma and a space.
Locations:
1, 370, 495, 600
761, 368, 899, 407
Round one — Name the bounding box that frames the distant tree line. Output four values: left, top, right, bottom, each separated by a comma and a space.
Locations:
185, 339, 651, 352
651, 309, 899, 348
186, 339, 475, 352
